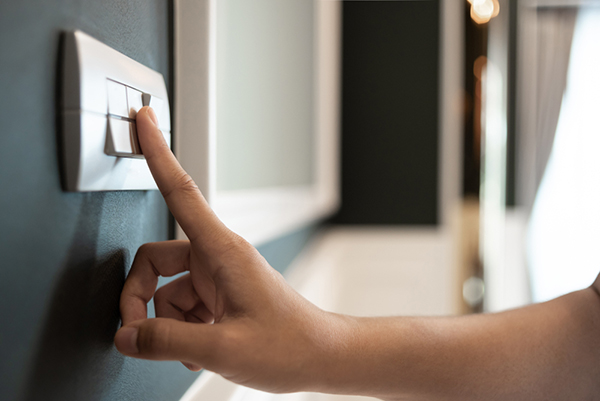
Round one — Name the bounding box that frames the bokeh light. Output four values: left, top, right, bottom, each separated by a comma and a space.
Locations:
468, 0, 500, 25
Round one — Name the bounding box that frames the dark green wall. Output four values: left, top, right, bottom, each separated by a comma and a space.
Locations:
335, 0, 440, 225
0, 1, 318, 400
0, 1, 201, 400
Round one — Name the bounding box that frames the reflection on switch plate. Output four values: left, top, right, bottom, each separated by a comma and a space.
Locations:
107, 80, 129, 117
61, 30, 171, 192
127, 86, 144, 119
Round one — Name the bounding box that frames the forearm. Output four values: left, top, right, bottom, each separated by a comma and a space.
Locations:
311, 287, 600, 400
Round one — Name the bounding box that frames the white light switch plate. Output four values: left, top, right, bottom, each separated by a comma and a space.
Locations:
61, 30, 172, 191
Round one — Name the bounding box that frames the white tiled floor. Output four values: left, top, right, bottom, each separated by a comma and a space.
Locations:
182, 226, 459, 401
299, 227, 458, 317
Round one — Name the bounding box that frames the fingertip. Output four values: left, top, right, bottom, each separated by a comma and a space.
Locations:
135, 106, 169, 159
137, 106, 158, 130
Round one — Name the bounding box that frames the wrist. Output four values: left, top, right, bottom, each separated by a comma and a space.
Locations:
302, 310, 363, 394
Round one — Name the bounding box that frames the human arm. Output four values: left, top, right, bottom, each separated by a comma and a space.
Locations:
114, 107, 600, 400
319, 286, 600, 400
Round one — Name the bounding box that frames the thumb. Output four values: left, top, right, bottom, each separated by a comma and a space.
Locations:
114, 318, 218, 365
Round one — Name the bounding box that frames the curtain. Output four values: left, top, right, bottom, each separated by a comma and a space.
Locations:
532, 8, 578, 205
527, 8, 600, 302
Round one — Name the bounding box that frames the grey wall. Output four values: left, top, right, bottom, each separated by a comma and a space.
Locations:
0, 1, 202, 400
334, 0, 440, 225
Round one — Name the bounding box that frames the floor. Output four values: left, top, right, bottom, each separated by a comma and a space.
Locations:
181, 226, 459, 401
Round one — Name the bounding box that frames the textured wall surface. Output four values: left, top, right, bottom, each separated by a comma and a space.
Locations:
0, 1, 203, 400
335, 0, 440, 225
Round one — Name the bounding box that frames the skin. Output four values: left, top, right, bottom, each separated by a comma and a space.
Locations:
114, 107, 600, 400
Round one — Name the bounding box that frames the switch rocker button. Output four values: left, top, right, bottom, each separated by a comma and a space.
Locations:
105, 117, 143, 159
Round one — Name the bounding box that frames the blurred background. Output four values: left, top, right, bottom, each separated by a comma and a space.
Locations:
2, 0, 600, 400
179, 0, 600, 398
203, 0, 600, 320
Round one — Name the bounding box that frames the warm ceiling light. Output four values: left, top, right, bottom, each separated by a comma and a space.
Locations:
473, 0, 494, 19
471, 6, 490, 24
491, 0, 500, 18
469, 0, 500, 25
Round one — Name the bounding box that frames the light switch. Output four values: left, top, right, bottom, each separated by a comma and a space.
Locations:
106, 80, 128, 117
61, 30, 172, 191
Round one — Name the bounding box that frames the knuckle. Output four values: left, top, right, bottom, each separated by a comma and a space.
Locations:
136, 242, 155, 258
143, 137, 171, 161
208, 235, 258, 270
139, 321, 171, 357
200, 335, 220, 366
202, 328, 232, 367
224, 233, 246, 250
133, 243, 161, 276
221, 233, 253, 255
161, 172, 199, 200
135, 243, 148, 257
177, 176, 200, 195
153, 286, 167, 304
156, 139, 171, 153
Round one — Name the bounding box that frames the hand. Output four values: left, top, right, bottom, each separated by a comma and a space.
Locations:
114, 107, 346, 393
115, 107, 600, 400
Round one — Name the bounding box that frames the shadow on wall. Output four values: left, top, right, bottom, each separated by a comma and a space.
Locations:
22, 194, 127, 401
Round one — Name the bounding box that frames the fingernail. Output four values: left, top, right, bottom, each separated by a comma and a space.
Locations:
118, 327, 139, 354
182, 362, 202, 371
147, 107, 159, 126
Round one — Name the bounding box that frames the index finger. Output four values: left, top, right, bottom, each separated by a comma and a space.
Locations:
136, 106, 228, 244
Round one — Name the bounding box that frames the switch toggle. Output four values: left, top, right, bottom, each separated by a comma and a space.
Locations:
105, 117, 142, 158
142, 93, 165, 118
104, 79, 144, 159
142, 92, 151, 107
